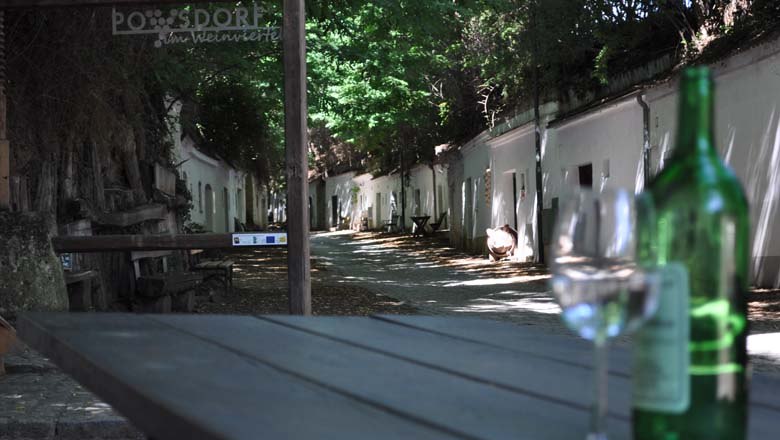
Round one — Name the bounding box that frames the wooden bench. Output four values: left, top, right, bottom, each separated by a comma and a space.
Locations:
64, 270, 105, 312
59, 220, 107, 312
0, 315, 15, 376
131, 251, 202, 313
191, 257, 234, 295
429, 212, 448, 233
382, 214, 400, 233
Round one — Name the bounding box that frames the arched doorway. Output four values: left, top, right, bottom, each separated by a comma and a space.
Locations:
204, 184, 214, 231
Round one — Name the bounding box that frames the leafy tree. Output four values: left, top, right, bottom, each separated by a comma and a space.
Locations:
306, 1, 490, 173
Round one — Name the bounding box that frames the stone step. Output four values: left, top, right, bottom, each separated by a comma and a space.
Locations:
0, 344, 143, 440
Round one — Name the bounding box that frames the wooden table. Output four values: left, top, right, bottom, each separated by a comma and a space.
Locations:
17, 313, 780, 439
410, 215, 430, 237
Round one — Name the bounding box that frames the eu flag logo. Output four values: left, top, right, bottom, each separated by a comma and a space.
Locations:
266, 236, 276, 244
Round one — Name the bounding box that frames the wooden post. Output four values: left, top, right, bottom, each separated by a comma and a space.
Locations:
0, 11, 9, 211
283, 0, 311, 315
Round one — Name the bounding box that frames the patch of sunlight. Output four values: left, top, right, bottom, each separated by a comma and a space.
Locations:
445, 257, 491, 268
724, 125, 736, 165
748, 333, 780, 362
343, 276, 376, 281
343, 236, 404, 246
752, 109, 780, 287
386, 264, 416, 270
318, 230, 354, 237
66, 402, 113, 415
634, 150, 644, 194
440, 274, 550, 287
658, 132, 670, 171
447, 296, 561, 315
353, 248, 396, 255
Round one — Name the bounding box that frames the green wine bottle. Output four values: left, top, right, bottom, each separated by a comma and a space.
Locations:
632, 67, 750, 439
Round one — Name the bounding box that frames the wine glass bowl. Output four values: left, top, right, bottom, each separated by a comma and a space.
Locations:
549, 187, 659, 439
552, 258, 657, 341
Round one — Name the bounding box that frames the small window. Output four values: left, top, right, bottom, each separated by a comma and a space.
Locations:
198, 182, 203, 213
578, 164, 593, 188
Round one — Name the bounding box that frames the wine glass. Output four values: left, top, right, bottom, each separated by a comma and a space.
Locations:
549, 187, 659, 440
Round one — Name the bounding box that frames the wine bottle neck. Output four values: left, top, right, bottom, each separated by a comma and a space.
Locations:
674, 68, 717, 159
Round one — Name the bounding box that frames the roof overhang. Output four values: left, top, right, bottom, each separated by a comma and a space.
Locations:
547, 89, 643, 130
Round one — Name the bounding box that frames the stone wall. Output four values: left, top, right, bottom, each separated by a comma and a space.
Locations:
0, 212, 68, 318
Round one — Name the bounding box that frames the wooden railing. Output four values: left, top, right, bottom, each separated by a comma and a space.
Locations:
52, 233, 287, 253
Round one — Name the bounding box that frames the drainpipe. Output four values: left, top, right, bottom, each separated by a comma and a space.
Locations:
400, 147, 406, 232
431, 163, 437, 217
637, 92, 651, 187
532, 0, 545, 265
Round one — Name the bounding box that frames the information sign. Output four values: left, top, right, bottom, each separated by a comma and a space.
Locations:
231, 233, 288, 247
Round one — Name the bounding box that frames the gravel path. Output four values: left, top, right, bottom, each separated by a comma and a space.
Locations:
311, 230, 780, 375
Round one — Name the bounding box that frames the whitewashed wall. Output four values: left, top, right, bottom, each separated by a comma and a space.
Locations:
450, 133, 491, 252
402, 164, 448, 230
309, 178, 326, 230
552, 97, 645, 198
244, 174, 267, 229
359, 173, 400, 229
175, 136, 247, 233
646, 40, 780, 287
324, 172, 357, 229
169, 101, 266, 233
316, 167, 450, 232
489, 123, 538, 260
268, 189, 286, 224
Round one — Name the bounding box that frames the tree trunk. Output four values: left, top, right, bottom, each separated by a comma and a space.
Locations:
34, 160, 58, 215
61, 136, 75, 202
90, 139, 106, 211
119, 124, 147, 205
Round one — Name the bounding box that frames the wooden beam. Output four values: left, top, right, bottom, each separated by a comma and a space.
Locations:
0, 141, 7, 211
0, 1, 200, 7
95, 203, 168, 227
0, 11, 7, 211
51, 233, 287, 253
283, 0, 310, 316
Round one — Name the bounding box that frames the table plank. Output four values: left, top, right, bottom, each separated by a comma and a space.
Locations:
262, 315, 633, 418
147, 314, 632, 440
378, 315, 780, 411
375, 315, 780, 436
377, 315, 632, 373
18, 313, 459, 440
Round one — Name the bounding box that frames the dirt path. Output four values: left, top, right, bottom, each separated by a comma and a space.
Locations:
195, 243, 417, 316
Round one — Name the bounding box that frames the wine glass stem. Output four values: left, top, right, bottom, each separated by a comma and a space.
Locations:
589, 337, 608, 440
